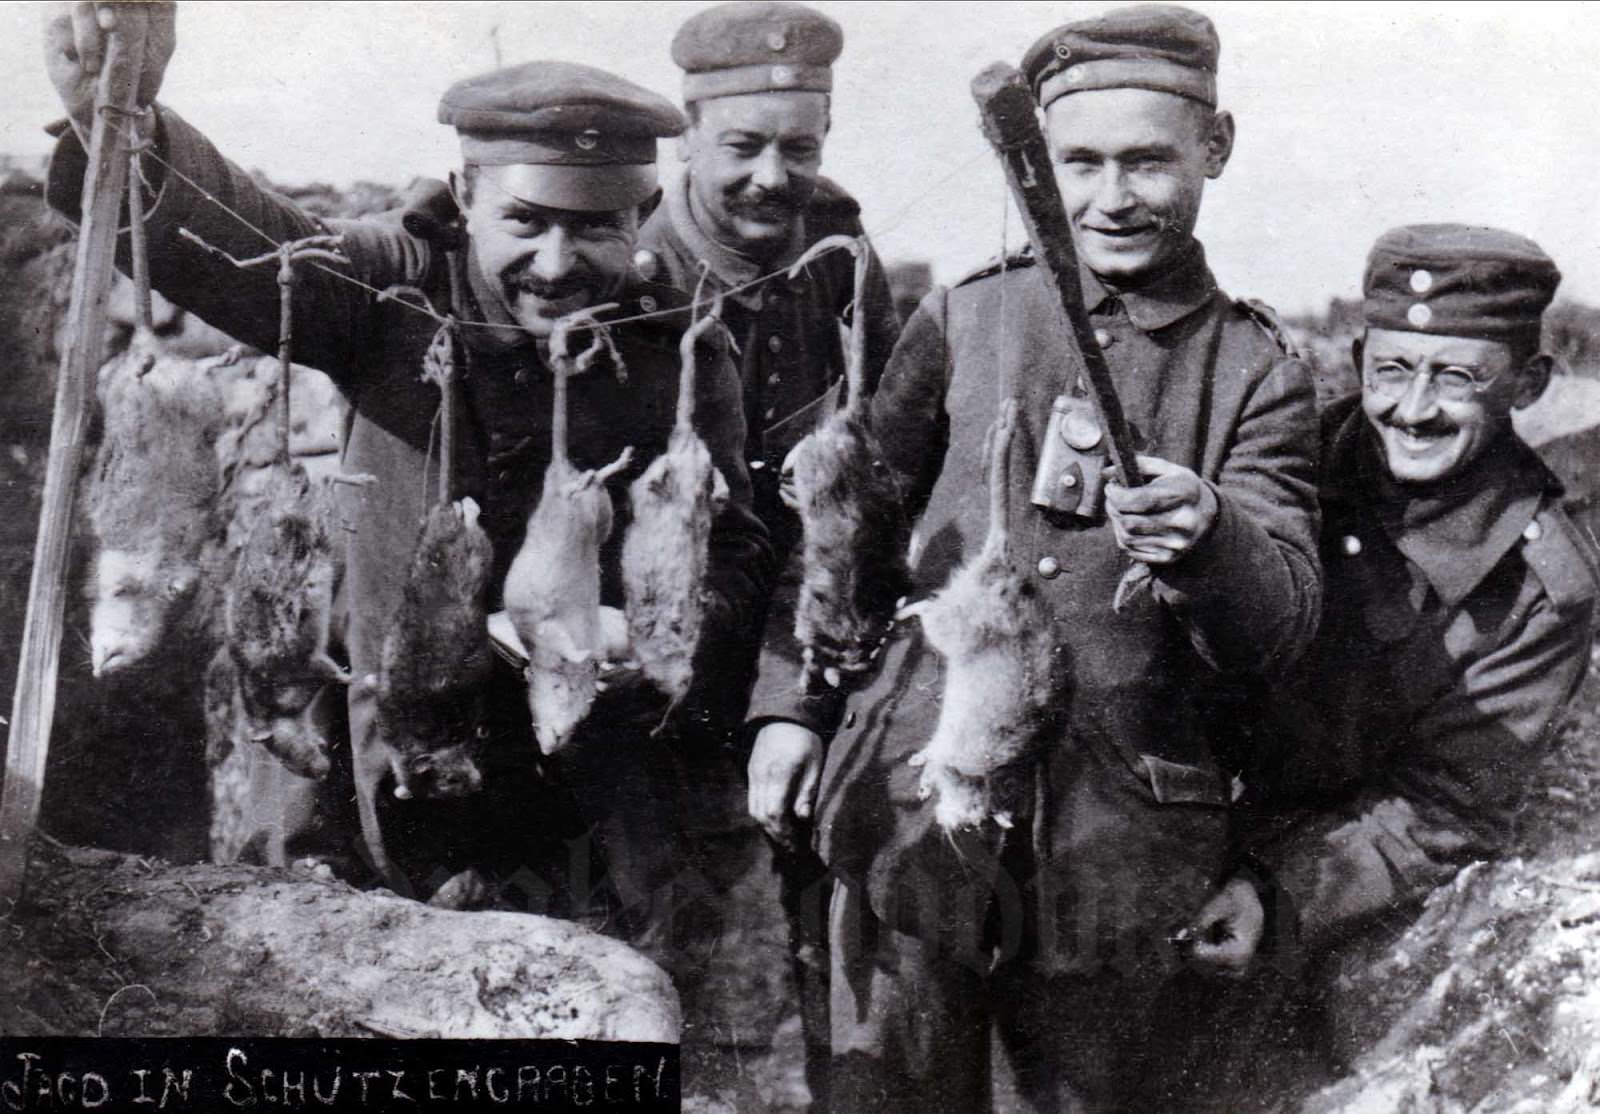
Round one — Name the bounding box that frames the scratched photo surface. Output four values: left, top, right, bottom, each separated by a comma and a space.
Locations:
0, 3, 1598, 1113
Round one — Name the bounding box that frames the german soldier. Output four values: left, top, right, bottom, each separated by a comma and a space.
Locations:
756, 6, 1323, 1110
42, 4, 773, 947
637, 2, 901, 1099
1183, 225, 1598, 1026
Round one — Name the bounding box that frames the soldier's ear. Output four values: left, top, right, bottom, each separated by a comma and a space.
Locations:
1203, 110, 1235, 179
1512, 352, 1553, 411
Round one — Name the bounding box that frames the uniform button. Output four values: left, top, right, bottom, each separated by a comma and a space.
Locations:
1093, 328, 1114, 349
749, 459, 766, 470
1341, 535, 1362, 557
514, 369, 528, 386
1037, 555, 1061, 579
497, 470, 511, 484
767, 372, 781, 386
1059, 472, 1078, 489
1523, 520, 1543, 542
638, 295, 658, 313
764, 407, 776, 421
843, 710, 857, 729
768, 335, 784, 353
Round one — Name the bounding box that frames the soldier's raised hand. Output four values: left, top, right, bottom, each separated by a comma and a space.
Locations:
44, 1, 177, 126
1105, 454, 1219, 566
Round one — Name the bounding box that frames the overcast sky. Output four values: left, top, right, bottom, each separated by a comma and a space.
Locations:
2, 1, 1596, 314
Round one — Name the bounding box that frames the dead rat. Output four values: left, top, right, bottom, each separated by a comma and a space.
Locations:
502, 309, 634, 755
223, 464, 348, 780
372, 496, 495, 801
782, 234, 911, 689
897, 398, 1062, 832
620, 290, 725, 710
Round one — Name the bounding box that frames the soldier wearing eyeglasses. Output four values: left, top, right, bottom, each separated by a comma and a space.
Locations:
1185, 224, 1599, 980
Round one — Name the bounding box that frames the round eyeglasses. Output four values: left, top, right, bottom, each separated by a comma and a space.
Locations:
1365, 362, 1501, 404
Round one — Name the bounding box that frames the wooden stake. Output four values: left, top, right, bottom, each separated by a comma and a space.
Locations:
0, 22, 148, 903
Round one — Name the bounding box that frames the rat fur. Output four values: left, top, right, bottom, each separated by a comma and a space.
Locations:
898, 398, 1062, 832
222, 463, 347, 779
620, 298, 724, 709
503, 310, 633, 755
783, 235, 910, 688
372, 497, 495, 800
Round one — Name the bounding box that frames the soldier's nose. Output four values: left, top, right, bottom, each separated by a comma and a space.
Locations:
750, 148, 788, 192
529, 226, 578, 281
1392, 372, 1441, 425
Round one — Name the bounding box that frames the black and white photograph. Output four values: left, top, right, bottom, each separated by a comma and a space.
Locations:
1, 2, 1598, 1111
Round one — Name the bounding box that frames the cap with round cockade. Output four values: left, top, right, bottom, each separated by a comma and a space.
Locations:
1022, 4, 1220, 111
438, 61, 685, 211
1363, 224, 1561, 346
671, 1, 844, 103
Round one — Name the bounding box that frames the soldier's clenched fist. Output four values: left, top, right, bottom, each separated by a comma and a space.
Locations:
44, 1, 176, 124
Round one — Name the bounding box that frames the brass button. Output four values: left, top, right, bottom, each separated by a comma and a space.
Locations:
749, 460, 766, 471
1523, 520, 1543, 542
514, 369, 528, 385
768, 335, 784, 353
1059, 472, 1078, 489
1341, 535, 1362, 557
1037, 555, 1061, 579
767, 372, 781, 386
1093, 328, 1113, 348
764, 407, 776, 421
638, 295, 658, 313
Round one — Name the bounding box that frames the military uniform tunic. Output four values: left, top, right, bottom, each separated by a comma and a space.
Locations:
1235, 394, 1600, 950
48, 109, 774, 898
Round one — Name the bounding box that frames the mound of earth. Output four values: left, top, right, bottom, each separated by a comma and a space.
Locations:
0, 839, 678, 1044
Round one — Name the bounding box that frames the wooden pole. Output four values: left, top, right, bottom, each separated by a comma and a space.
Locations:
970, 62, 1145, 489
0, 24, 148, 903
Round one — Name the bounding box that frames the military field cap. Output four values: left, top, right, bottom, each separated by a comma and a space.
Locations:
438, 61, 685, 211
672, 1, 843, 103
1363, 224, 1561, 345
1023, 4, 1219, 110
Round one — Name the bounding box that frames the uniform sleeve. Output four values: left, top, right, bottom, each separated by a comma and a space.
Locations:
1250, 588, 1596, 951
45, 106, 429, 386
686, 335, 777, 740
744, 290, 949, 739
1155, 352, 1324, 676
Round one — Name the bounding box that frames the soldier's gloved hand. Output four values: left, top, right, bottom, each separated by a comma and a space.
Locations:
748, 720, 823, 851
1105, 454, 1219, 566
1183, 875, 1265, 977
44, 1, 176, 127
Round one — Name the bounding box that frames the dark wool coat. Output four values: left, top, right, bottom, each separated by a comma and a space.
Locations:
800, 244, 1323, 975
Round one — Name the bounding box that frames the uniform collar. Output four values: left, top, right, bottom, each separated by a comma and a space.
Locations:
1078, 240, 1217, 332
665, 170, 806, 304
1326, 397, 1553, 607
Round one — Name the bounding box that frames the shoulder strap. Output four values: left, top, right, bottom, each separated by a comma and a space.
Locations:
1234, 297, 1304, 359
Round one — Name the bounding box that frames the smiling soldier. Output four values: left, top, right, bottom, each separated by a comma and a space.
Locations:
754, 6, 1323, 1111
634, 3, 901, 1099
1186, 226, 1599, 986
42, 3, 772, 935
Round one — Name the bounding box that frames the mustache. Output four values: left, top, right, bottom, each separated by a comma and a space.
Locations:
725, 187, 799, 219
504, 269, 595, 301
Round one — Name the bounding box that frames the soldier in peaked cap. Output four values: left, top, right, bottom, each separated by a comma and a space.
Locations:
765, 5, 1322, 1111
43, 5, 773, 957
1162, 227, 1598, 1092
636, 3, 902, 1100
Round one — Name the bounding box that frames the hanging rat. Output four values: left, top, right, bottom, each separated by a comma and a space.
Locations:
781, 234, 911, 690
503, 309, 634, 755
367, 321, 495, 800
897, 398, 1063, 832
620, 288, 725, 710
